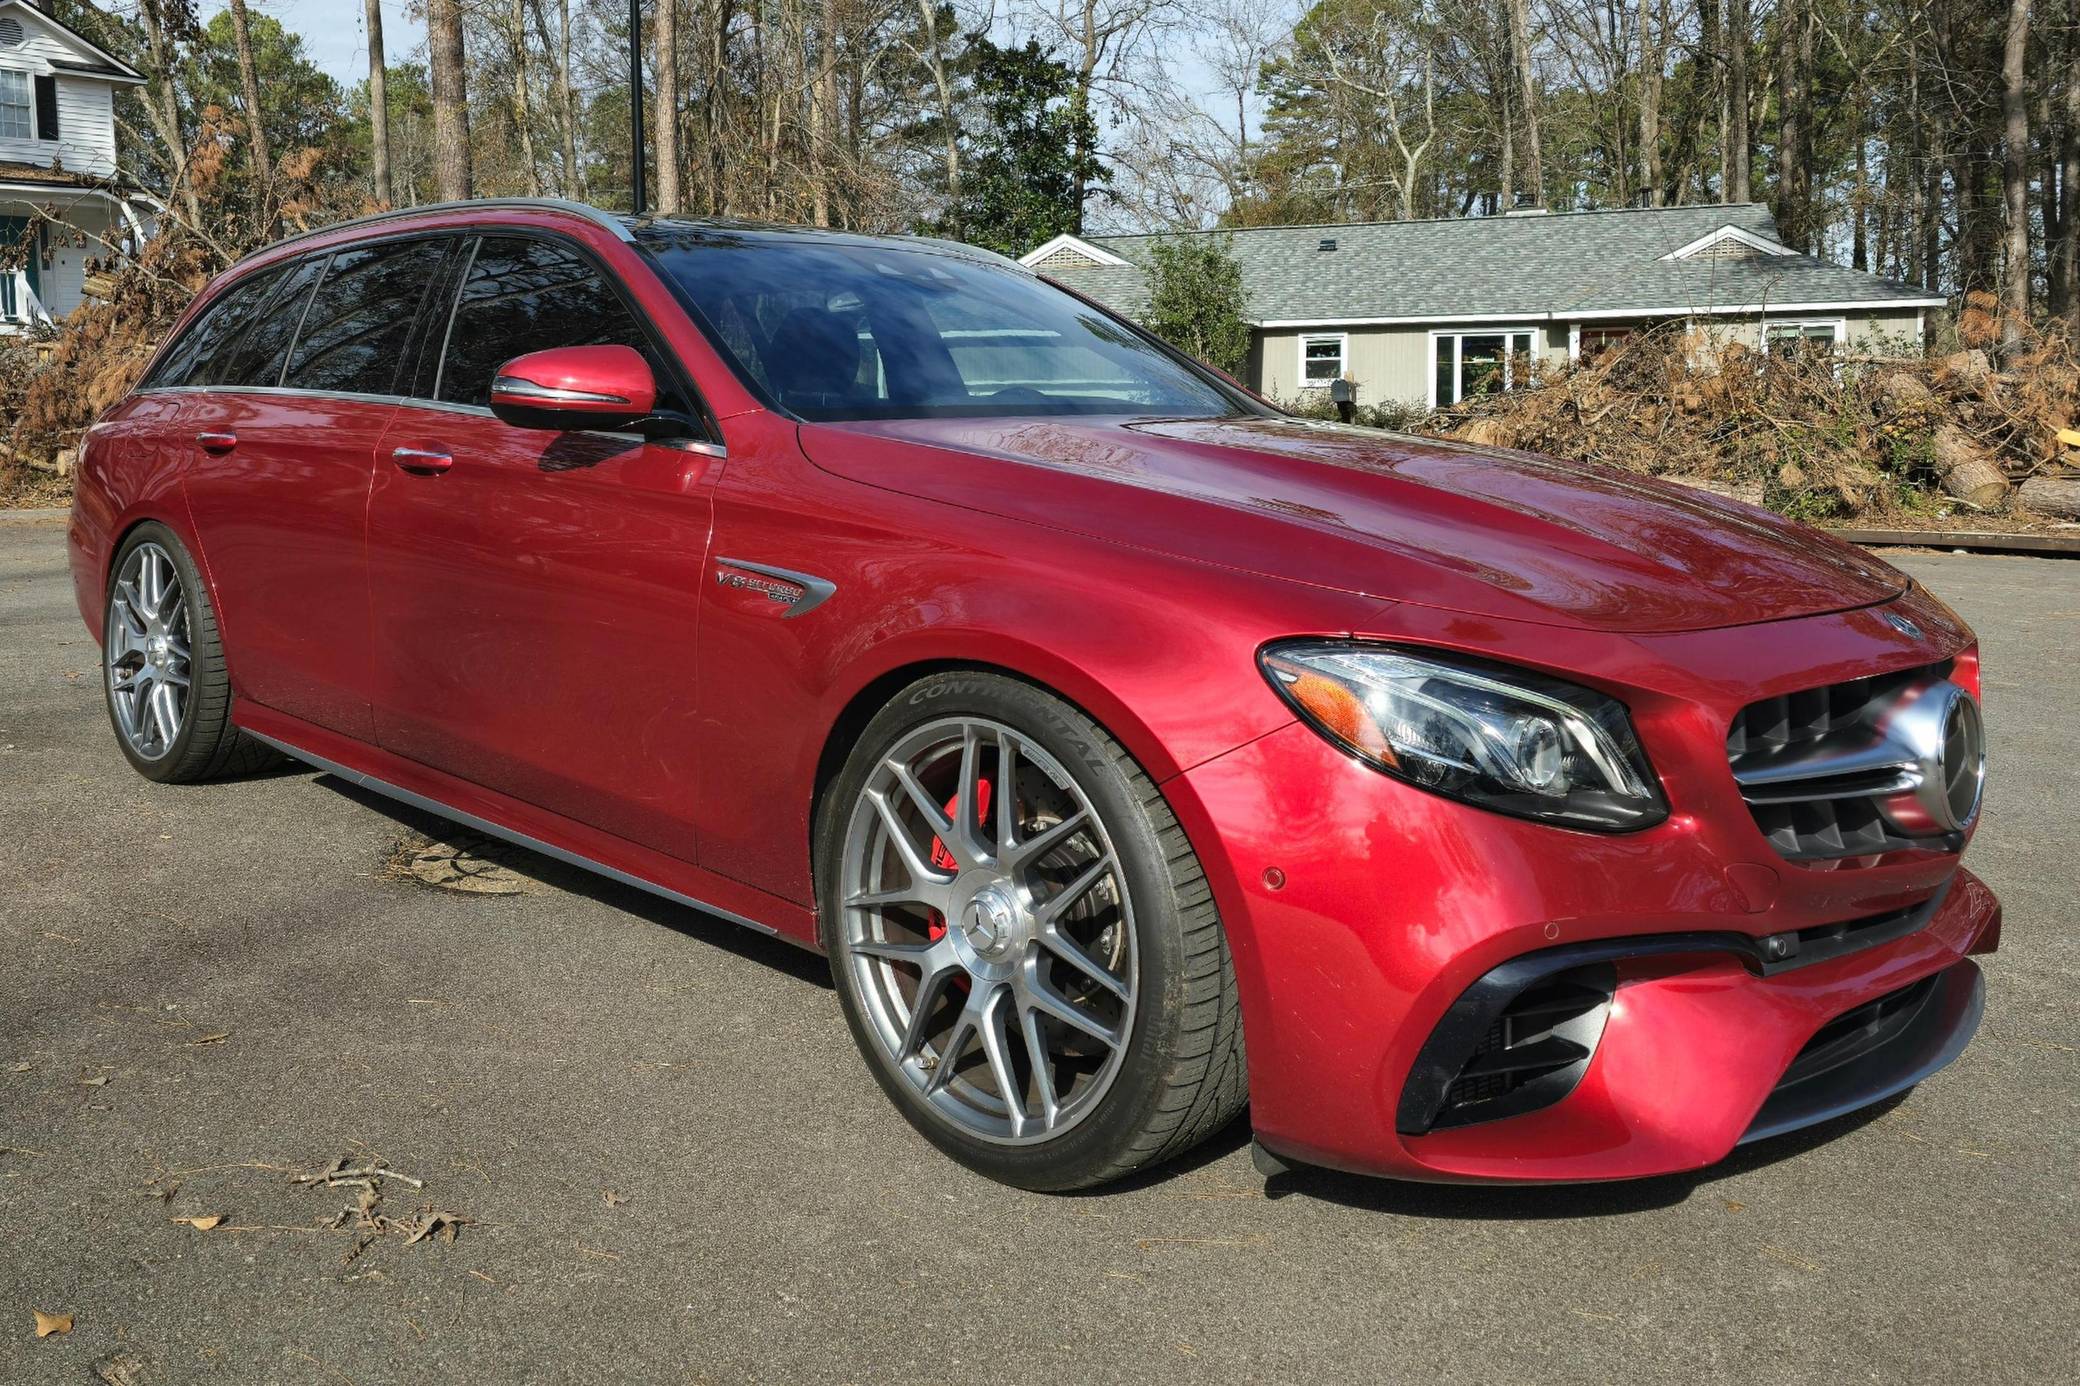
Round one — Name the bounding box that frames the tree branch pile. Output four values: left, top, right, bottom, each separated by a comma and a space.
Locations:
1412, 304, 2080, 527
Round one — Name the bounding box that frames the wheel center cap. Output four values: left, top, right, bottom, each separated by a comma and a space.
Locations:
961, 884, 1022, 958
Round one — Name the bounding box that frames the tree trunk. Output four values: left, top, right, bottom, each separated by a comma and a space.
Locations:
427, 0, 473, 201
1508, 0, 1543, 205
1727, 0, 1751, 201
365, 0, 392, 207
1637, 0, 1664, 204
1072, 0, 1101, 231
138, 0, 202, 229
1999, 0, 2031, 354
1852, 98, 1868, 270
655, 0, 683, 214
510, 0, 541, 196
918, 0, 960, 232
1774, 0, 1805, 247
226, 0, 273, 217
556, 0, 581, 197
2063, 0, 2080, 329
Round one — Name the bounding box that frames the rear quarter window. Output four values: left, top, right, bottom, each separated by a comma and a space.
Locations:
207, 254, 328, 389
145, 264, 288, 389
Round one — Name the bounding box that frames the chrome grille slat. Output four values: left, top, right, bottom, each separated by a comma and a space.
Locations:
1727, 660, 1960, 862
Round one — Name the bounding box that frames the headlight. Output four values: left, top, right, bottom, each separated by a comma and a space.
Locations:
1260, 641, 1667, 831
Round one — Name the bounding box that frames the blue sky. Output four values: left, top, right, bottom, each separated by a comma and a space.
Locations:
268, 0, 422, 87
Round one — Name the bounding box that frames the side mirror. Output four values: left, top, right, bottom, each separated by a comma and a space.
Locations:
489, 344, 659, 432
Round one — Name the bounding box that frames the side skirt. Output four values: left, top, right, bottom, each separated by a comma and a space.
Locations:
236, 708, 820, 950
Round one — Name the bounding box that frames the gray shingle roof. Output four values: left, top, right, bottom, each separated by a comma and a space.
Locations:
1037, 205, 1942, 324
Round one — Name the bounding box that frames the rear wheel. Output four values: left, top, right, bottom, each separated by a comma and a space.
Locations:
104, 524, 276, 783
817, 671, 1246, 1190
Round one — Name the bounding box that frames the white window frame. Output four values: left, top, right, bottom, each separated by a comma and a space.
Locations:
1427, 326, 1541, 408
1758, 317, 1847, 356
0, 68, 33, 141
1297, 331, 1347, 389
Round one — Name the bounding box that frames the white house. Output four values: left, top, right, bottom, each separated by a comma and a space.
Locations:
1, 0, 149, 332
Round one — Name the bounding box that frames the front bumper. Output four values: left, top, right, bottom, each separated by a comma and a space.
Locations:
1165, 591, 2000, 1185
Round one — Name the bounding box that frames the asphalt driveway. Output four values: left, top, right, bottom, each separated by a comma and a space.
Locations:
2, 515, 2074, 1384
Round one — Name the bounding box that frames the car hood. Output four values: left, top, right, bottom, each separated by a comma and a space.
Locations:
798, 413, 1906, 634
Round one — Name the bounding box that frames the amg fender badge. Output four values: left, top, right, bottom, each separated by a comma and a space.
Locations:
713, 558, 836, 619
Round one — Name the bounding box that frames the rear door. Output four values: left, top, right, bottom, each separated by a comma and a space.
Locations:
365, 232, 721, 861
179, 235, 456, 740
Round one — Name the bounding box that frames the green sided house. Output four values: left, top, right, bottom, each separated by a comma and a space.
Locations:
1020, 204, 1945, 409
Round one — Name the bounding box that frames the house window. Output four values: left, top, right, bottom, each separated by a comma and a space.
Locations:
1432, 329, 1537, 406
1299, 332, 1346, 386
0, 70, 33, 141
1578, 327, 1634, 361
1763, 320, 1842, 357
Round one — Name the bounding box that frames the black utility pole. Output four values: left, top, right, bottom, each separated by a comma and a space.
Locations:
629, 0, 647, 214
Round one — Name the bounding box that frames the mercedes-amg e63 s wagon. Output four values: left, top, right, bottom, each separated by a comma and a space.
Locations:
70, 199, 1998, 1189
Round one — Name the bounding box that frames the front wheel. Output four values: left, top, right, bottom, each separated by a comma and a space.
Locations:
817, 672, 1246, 1190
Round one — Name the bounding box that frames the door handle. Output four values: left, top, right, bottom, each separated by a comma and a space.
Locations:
390, 445, 453, 475
195, 430, 237, 454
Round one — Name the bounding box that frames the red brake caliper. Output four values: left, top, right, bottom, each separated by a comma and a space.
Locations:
924, 779, 991, 954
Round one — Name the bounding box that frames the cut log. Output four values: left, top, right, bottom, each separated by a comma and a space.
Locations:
1931, 425, 2011, 507
1665, 475, 1766, 506
1455, 419, 1515, 449
2017, 477, 2080, 521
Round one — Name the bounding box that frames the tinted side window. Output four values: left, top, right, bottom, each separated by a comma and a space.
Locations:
207, 254, 328, 388
283, 238, 451, 395
436, 237, 653, 407
147, 265, 287, 388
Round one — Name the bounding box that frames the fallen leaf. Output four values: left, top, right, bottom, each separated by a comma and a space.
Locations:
81, 1075, 110, 1087
602, 1190, 627, 1207
8, 1062, 27, 1073
188, 1032, 230, 1046
173, 1214, 224, 1231
1723, 1199, 1745, 1213
32, 1309, 73, 1338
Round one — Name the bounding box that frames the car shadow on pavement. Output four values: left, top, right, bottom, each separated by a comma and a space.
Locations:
317, 774, 836, 990
1255, 1091, 1912, 1218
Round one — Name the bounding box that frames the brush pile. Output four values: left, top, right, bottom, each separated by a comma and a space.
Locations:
1419, 298, 2080, 528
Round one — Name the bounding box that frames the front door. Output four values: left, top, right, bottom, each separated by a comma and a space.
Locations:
364, 233, 719, 862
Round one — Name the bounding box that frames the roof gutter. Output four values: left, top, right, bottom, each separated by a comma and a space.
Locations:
1254, 297, 1949, 330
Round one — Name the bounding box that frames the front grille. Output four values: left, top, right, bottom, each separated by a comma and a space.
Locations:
1432, 968, 1613, 1129
1727, 661, 1954, 861
1780, 974, 1940, 1087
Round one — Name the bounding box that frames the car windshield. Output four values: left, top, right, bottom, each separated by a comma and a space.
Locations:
640, 231, 1253, 423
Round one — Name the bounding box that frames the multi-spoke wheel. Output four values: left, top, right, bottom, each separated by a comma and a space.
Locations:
102, 524, 276, 783
819, 671, 1247, 1190
107, 541, 192, 761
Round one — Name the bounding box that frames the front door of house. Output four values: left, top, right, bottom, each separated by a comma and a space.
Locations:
0, 215, 40, 320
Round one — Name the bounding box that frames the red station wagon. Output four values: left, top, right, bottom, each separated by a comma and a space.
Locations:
69, 199, 1998, 1190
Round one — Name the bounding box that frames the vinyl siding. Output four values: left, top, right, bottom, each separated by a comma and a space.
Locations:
1252, 311, 1921, 406
1257, 323, 1568, 407
0, 8, 123, 177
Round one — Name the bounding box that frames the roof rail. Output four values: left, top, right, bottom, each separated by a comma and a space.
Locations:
248, 197, 634, 260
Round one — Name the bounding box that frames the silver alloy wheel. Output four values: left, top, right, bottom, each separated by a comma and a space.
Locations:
839, 716, 1139, 1146
106, 542, 192, 762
